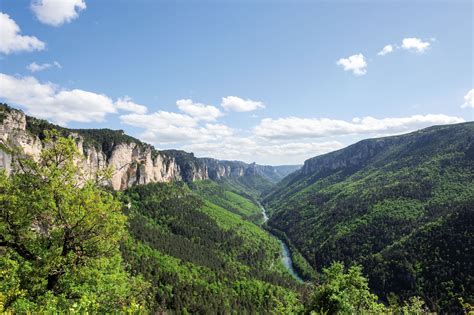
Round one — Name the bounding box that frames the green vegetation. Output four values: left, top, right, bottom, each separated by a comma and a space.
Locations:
1, 117, 471, 313
122, 181, 304, 313
0, 103, 13, 123
192, 179, 264, 222
264, 122, 474, 313
306, 262, 426, 314
0, 131, 146, 312
233, 173, 275, 195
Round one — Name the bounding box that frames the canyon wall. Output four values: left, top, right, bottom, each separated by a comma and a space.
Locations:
0, 104, 297, 189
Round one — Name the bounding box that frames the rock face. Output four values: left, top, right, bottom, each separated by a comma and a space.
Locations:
300, 138, 393, 176
0, 104, 299, 190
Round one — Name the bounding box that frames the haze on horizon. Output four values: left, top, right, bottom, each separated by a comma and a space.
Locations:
0, 0, 472, 165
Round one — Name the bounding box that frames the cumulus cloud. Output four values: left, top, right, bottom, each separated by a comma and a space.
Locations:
0, 73, 116, 125
27, 61, 62, 72
31, 0, 86, 26
254, 115, 465, 140
221, 96, 265, 112
120, 111, 196, 129
401, 37, 430, 53
115, 96, 148, 114
461, 89, 474, 109
120, 111, 232, 144
183, 138, 344, 165
336, 54, 367, 76
176, 99, 222, 121
377, 45, 393, 56
0, 12, 45, 54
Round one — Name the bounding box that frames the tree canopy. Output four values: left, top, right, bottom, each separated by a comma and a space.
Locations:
0, 131, 147, 312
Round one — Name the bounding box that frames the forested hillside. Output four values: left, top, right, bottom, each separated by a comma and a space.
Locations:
264, 122, 474, 313
122, 181, 304, 313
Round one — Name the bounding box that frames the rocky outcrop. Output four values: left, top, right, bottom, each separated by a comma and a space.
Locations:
301, 138, 395, 176
0, 104, 299, 190
0, 110, 203, 189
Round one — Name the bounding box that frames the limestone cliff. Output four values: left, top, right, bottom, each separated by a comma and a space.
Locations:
300, 138, 394, 176
0, 104, 299, 190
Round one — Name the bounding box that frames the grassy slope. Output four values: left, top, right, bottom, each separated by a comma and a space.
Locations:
264, 122, 474, 312
192, 179, 263, 221
192, 178, 273, 224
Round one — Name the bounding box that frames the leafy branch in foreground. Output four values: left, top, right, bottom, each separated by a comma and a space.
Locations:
306, 262, 428, 315
0, 130, 148, 312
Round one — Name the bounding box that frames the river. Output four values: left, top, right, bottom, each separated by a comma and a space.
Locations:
260, 206, 304, 283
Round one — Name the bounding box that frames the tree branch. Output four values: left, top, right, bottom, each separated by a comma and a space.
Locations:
0, 236, 37, 261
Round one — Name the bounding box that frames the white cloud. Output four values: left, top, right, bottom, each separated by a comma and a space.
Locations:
336, 54, 367, 76
461, 89, 474, 109
176, 99, 222, 121
120, 111, 196, 129
120, 111, 232, 144
115, 96, 148, 114
31, 0, 86, 26
377, 45, 393, 56
0, 73, 116, 125
202, 123, 234, 137
254, 115, 465, 140
401, 37, 430, 53
27, 61, 62, 72
27, 62, 51, 72
221, 96, 265, 112
183, 137, 343, 165
0, 12, 45, 54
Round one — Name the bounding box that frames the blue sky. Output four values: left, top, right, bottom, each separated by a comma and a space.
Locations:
0, 0, 472, 164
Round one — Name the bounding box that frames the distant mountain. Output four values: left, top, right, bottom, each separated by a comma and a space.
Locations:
263, 122, 474, 313
0, 103, 297, 190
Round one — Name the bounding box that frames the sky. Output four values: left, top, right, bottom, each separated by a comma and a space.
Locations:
0, 0, 473, 165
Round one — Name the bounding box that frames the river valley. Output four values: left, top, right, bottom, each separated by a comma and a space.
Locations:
260, 206, 304, 282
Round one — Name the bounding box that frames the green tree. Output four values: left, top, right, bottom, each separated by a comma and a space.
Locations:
0, 131, 148, 312
306, 262, 429, 314
307, 262, 387, 314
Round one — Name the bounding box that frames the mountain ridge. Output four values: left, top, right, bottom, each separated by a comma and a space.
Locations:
263, 121, 474, 312
264, 121, 474, 205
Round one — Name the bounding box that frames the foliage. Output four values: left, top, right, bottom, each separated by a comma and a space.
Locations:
0, 103, 13, 123
0, 131, 147, 312
234, 174, 275, 196
307, 262, 428, 315
307, 262, 387, 314
192, 179, 264, 222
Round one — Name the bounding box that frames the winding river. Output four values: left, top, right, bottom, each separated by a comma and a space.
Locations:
260, 206, 304, 282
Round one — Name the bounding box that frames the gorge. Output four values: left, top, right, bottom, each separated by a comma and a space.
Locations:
261, 204, 304, 283
1, 103, 472, 313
